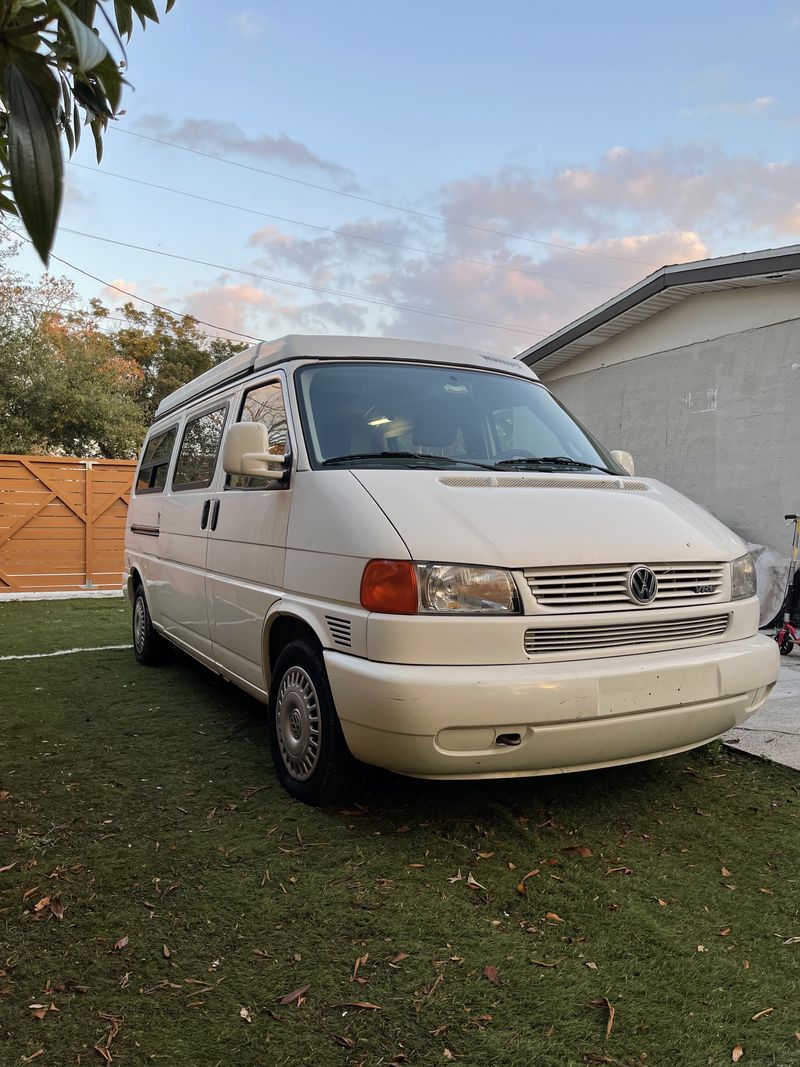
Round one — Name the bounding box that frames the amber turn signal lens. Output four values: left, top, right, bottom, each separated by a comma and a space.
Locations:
360, 559, 418, 614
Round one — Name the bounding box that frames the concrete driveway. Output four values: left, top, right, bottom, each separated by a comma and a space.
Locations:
724, 649, 800, 770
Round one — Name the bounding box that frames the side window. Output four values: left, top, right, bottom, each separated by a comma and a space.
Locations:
136, 426, 177, 494
227, 381, 289, 490
173, 406, 227, 491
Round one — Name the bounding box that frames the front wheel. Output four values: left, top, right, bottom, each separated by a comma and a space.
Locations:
779, 634, 795, 656
268, 638, 364, 805
132, 584, 170, 666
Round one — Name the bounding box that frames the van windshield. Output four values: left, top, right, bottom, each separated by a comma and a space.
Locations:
295, 362, 622, 474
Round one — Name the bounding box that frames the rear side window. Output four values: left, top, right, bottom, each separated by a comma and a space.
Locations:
136, 426, 177, 494
227, 381, 289, 490
173, 406, 227, 490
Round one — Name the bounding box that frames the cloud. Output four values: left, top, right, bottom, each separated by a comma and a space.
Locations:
229, 10, 268, 40
137, 114, 356, 184
682, 96, 775, 118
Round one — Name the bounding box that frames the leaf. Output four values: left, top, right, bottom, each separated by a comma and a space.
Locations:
162, 944, 171, 958
239, 1006, 252, 1023
751, 1008, 773, 1021
389, 952, 410, 966
606, 866, 633, 875
586, 961, 598, 971
49, 897, 64, 921
0, 863, 17, 874
465, 872, 486, 892
6, 64, 63, 263
129, 0, 160, 23
277, 983, 309, 1006
590, 995, 615, 1040
545, 912, 564, 923
531, 958, 564, 968
483, 965, 500, 985
732, 1046, 744, 1062
783, 936, 800, 945
721, 866, 732, 878
57, 2, 108, 71
564, 845, 593, 858
333, 1001, 381, 1010
114, 935, 129, 950
335, 1036, 356, 1049
33, 896, 51, 912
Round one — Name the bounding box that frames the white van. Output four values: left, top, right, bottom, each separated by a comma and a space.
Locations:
124, 335, 779, 804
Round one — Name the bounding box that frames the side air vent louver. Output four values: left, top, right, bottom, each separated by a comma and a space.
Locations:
325, 615, 352, 648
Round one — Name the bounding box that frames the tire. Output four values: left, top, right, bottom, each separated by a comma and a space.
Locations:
268, 638, 364, 805
779, 635, 794, 656
132, 583, 170, 666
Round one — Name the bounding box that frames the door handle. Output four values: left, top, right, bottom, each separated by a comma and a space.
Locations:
210, 499, 221, 531
200, 499, 210, 529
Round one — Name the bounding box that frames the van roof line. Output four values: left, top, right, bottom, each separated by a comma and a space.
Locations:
153, 334, 538, 421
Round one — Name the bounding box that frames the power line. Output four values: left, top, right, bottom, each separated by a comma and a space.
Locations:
70, 162, 622, 292
57, 225, 551, 336
111, 127, 658, 268
0, 220, 261, 342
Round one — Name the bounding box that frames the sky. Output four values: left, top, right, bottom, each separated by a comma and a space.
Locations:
15, 0, 800, 354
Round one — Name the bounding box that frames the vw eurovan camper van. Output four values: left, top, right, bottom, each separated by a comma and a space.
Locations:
124, 335, 779, 805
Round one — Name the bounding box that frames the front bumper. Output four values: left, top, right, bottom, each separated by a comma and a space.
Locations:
326, 634, 779, 778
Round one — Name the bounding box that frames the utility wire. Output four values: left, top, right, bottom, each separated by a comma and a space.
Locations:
57, 225, 550, 336
0, 220, 262, 342
111, 127, 658, 268
70, 162, 622, 292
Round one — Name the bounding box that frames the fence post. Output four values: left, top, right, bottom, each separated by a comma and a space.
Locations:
84, 460, 94, 588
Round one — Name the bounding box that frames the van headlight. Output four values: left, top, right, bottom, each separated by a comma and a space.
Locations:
730, 554, 756, 600
417, 563, 520, 615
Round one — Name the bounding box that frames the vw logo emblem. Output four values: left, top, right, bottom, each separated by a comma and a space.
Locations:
628, 566, 658, 605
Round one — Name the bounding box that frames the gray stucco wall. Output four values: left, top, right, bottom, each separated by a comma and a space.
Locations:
544, 318, 800, 555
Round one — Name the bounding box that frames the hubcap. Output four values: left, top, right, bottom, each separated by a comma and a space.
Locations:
275, 666, 321, 781
133, 596, 146, 654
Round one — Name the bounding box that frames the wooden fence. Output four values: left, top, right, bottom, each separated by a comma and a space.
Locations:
0, 454, 136, 593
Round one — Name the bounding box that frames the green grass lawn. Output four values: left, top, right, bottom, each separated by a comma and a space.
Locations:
1, 600, 799, 1067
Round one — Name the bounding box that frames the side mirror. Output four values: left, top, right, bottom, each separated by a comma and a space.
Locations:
610, 449, 635, 476
222, 422, 289, 480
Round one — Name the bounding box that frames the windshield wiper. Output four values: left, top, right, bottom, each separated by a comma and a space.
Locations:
321, 451, 497, 470
493, 455, 620, 476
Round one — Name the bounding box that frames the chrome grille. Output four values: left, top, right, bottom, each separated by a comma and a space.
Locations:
524, 562, 726, 609
524, 614, 730, 654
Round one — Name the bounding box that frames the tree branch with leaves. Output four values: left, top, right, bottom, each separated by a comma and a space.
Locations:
0, 0, 175, 263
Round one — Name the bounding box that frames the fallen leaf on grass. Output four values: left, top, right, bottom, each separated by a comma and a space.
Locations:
443, 1050, 454, 1061
335, 1036, 356, 1050
162, 945, 171, 959
466, 873, 486, 892
239, 1006, 253, 1023
389, 952, 410, 966
483, 965, 500, 985
277, 984, 309, 1006
590, 996, 615, 1040
113, 935, 128, 951
333, 1001, 381, 1010
0, 862, 16, 874
732, 1046, 744, 1062
582, 1054, 619, 1065
49, 898, 64, 921
21, 1051, 44, 1064
759, 888, 774, 895
606, 866, 632, 876
751, 1008, 773, 1021
586, 961, 598, 971
351, 954, 368, 982
783, 936, 800, 945
720, 928, 731, 937
33, 896, 50, 912
29, 1003, 50, 1021
721, 866, 732, 878
545, 912, 564, 923
564, 845, 593, 858
516, 869, 540, 895
531, 958, 564, 968
657, 898, 668, 908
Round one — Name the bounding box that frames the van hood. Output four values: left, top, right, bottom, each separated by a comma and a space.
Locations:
351, 470, 746, 567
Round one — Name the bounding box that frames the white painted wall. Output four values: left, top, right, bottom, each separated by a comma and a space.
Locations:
544, 313, 800, 555
543, 281, 800, 382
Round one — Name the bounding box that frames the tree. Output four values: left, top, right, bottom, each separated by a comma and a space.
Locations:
0, 1, 175, 263
0, 270, 146, 455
